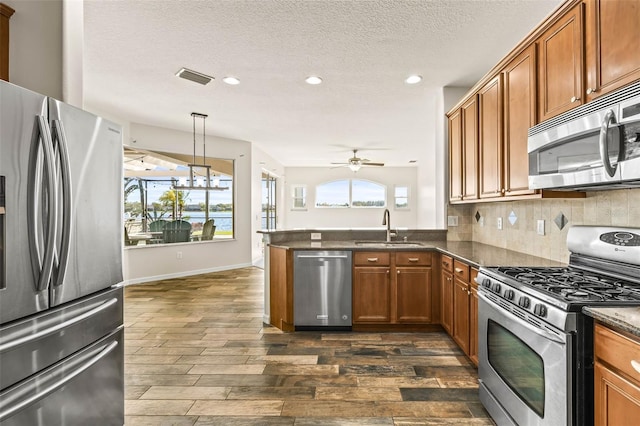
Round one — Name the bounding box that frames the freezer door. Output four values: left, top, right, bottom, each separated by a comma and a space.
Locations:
0, 81, 50, 324
48, 99, 123, 306
0, 327, 124, 426
0, 286, 123, 390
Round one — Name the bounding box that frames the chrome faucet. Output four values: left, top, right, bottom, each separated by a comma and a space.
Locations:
382, 208, 391, 242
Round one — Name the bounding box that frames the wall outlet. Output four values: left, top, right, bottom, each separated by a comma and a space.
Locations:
537, 220, 545, 236
176, 251, 183, 259
447, 216, 459, 226
311, 232, 322, 240
497, 217, 503, 230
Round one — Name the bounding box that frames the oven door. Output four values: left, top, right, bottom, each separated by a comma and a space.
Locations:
478, 291, 573, 426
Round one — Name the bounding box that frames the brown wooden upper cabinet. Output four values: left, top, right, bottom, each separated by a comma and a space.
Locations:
448, 96, 478, 203
0, 3, 15, 82
537, 3, 584, 122
448, 109, 463, 203
479, 75, 503, 199
584, 0, 640, 102
503, 45, 537, 196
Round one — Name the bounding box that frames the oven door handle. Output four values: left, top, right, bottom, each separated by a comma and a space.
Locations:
479, 292, 567, 345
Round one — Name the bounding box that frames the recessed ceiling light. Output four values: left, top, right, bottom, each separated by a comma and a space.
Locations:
175, 67, 214, 85
222, 76, 240, 85
405, 75, 422, 84
305, 76, 323, 85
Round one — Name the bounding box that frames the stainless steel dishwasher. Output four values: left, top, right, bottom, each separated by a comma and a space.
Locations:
293, 251, 352, 329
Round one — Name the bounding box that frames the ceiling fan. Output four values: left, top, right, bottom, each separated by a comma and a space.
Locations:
331, 149, 385, 172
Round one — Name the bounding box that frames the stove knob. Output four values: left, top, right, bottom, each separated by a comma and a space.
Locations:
518, 296, 531, 308
482, 278, 492, 288
533, 304, 547, 317
492, 283, 502, 293
504, 289, 515, 300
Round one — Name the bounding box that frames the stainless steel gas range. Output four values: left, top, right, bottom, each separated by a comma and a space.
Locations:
476, 226, 640, 426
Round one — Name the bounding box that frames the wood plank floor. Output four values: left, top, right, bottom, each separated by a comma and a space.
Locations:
124, 267, 494, 425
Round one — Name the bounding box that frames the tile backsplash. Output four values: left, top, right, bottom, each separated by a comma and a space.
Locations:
447, 188, 640, 264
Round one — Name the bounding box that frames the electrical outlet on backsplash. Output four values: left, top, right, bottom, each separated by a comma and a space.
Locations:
446, 188, 640, 263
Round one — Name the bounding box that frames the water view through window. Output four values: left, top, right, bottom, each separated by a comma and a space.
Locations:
123, 149, 234, 246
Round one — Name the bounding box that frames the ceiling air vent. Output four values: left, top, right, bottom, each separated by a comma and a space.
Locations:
175, 68, 214, 85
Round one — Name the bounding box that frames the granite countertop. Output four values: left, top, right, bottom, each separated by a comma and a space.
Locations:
583, 307, 640, 338
268, 240, 563, 269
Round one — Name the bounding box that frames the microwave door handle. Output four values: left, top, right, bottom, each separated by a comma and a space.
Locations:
599, 109, 618, 178
51, 120, 72, 288
28, 116, 58, 292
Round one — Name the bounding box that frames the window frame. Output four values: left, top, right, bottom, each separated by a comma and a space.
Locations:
313, 179, 387, 209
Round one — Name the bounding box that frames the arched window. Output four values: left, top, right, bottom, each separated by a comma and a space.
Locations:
315, 179, 386, 208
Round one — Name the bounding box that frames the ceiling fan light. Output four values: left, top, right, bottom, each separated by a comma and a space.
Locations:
348, 163, 361, 172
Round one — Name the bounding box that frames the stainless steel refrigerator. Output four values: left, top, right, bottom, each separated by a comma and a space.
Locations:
0, 81, 124, 425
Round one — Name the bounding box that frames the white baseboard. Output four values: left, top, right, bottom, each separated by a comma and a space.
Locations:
123, 262, 254, 286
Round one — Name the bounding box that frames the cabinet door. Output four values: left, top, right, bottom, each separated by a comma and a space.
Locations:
452, 277, 470, 354
396, 267, 432, 323
479, 75, 503, 199
469, 283, 479, 366
503, 45, 537, 196
353, 267, 390, 323
462, 96, 478, 200
269, 246, 294, 331
538, 4, 583, 121
440, 270, 453, 334
448, 109, 463, 202
585, 0, 640, 101
595, 362, 640, 426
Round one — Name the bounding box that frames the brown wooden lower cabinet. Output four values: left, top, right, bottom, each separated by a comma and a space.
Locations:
440, 254, 479, 366
353, 251, 434, 325
268, 246, 294, 331
594, 323, 640, 425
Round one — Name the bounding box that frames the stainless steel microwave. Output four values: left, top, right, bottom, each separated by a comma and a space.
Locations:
528, 81, 640, 190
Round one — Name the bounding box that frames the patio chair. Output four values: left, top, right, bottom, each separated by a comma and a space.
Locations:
200, 219, 216, 240
163, 220, 192, 243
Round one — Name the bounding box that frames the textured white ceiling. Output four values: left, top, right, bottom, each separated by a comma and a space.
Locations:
83, 0, 563, 167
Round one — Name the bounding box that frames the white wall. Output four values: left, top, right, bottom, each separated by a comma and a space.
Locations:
250, 145, 285, 265
122, 123, 254, 283
283, 166, 418, 230
7, 0, 63, 99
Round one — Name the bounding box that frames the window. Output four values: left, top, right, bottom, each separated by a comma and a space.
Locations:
291, 185, 307, 209
123, 148, 234, 246
394, 185, 409, 209
262, 173, 277, 230
314, 179, 386, 208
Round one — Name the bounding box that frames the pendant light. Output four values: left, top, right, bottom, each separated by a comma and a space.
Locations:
173, 112, 227, 191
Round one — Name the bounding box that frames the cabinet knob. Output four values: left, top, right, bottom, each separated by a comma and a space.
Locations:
586, 88, 595, 95
570, 96, 580, 103
632, 360, 640, 374
367, 258, 378, 262
408, 258, 419, 262
397, 270, 400, 274
454, 267, 464, 273
501, 188, 505, 194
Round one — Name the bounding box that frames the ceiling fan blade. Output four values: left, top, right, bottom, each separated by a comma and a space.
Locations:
330, 162, 349, 165
362, 162, 385, 167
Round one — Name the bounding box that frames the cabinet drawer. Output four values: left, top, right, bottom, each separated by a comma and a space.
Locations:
470, 268, 479, 289
396, 252, 431, 266
441, 254, 453, 272
595, 323, 640, 386
354, 252, 390, 266
453, 260, 470, 282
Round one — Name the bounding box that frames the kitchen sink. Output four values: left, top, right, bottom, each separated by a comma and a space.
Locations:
354, 241, 426, 248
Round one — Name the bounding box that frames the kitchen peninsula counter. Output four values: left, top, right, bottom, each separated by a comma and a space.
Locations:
265, 237, 563, 268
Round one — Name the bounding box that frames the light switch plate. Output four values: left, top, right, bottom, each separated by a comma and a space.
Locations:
447, 216, 459, 226
497, 217, 503, 230
537, 220, 545, 236
311, 232, 322, 240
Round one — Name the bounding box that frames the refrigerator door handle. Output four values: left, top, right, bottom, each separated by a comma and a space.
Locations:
27, 116, 58, 292
0, 297, 118, 353
0, 340, 118, 421
51, 120, 72, 288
